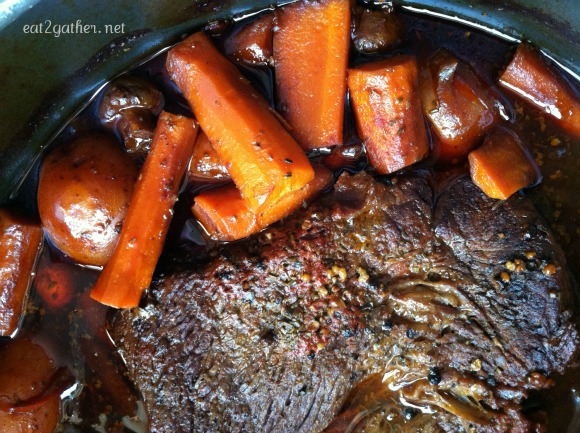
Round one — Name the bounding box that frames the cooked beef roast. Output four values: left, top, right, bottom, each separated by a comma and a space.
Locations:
111, 171, 578, 433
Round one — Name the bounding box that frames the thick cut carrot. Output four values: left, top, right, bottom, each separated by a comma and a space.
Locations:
468, 128, 541, 200
274, 0, 350, 149
0, 210, 42, 337
192, 184, 258, 241
193, 165, 333, 241
167, 32, 314, 212
420, 50, 501, 163
499, 43, 580, 138
224, 12, 274, 65
348, 55, 429, 174
257, 165, 333, 227
188, 130, 230, 181
91, 112, 198, 308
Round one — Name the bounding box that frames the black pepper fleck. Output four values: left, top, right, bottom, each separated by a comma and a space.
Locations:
403, 407, 419, 420
428, 367, 441, 385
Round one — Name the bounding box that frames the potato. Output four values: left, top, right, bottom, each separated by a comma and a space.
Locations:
0, 394, 60, 433
0, 338, 61, 433
38, 134, 138, 266
0, 338, 55, 406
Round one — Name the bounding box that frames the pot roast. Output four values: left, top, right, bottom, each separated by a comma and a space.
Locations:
111, 171, 578, 432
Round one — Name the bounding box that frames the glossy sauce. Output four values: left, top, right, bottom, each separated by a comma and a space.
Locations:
2, 4, 579, 433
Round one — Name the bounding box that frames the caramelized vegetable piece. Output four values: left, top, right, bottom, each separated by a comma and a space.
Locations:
348, 55, 429, 174
499, 43, 580, 137
257, 165, 333, 227
274, 0, 350, 149
420, 49, 501, 162
321, 143, 366, 171
224, 12, 274, 65
0, 339, 54, 407
116, 109, 157, 154
0, 338, 62, 433
38, 134, 138, 266
188, 130, 230, 181
91, 112, 198, 308
167, 31, 313, 212
352, 6, 404, 54
34, 262, 76, 311
193, 165, 333, 241
193, 184, 258, 241
468, 128, 541, 200
0, 394, 60, 433
99, 75, 165, 153
0, 210, 42, 337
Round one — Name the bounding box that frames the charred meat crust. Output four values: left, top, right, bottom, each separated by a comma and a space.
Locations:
112, 171, 578, 433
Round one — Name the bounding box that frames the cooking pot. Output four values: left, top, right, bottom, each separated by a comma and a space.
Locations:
0, 1, 578, 431
0, 0, 578, 205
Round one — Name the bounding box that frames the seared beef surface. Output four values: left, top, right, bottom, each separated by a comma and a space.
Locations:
111, 171, 578, 433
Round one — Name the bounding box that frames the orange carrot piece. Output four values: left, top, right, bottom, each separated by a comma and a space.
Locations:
274, 0, 350, 149
91, 112, 198, 308
468, 128, 541, 200
0, 210, 42, 337
188, 130, 230, 181
499, 43, 580, 138
193, 165, 333, 241
224, 12, 274, 65
192, 184, 258, 241
420, 50, 501, 163
348, 55, 429, 174
167, 32, 314, 212
257, 165, 333, 227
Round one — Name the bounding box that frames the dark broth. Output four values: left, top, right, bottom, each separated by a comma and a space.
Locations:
2, 3, 579, 433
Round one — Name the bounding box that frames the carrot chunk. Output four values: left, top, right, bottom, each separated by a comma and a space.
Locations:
420, 49, 501, 163
0, 210, 42, 337
224, 12, 274, 65
468, 128, 541, 200
274, 0, 350, 149
188, 130, 230, 181
192, 184, 258, 242
167, 31, 314, 212
257, 165, 333, 227
348, 55, 429, 174
91, 112, 198, 308
193, 165, 333, 241
499, 43, 580, 137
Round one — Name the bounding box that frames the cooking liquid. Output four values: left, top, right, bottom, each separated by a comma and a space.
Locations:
2, 4, 579, 432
